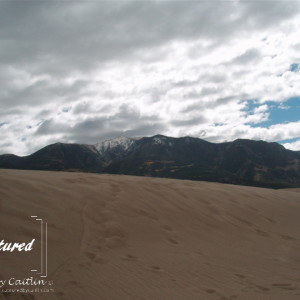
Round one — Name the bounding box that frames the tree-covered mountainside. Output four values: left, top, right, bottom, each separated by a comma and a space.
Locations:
1, 135, 299, 188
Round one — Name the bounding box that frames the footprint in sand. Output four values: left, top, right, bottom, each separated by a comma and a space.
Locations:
280, 234, 296, 241
160, 223, 173, 231
205, 289, 215, 294
272, 283, 296, 290
254, 284, 270, 292
138, 209, 159, 221
234, 273, 246, 279
85, 251, 97, 260
104, 236, 125, 249
64, 280, 80, 288
265, 217, 276, 223
102, 221, 127, 249
151, 265, 162, 272
121, 254, 139, 262
167, 237, 179, 244
110, 183, 122, 199
160, 223, 179, 244
80, 262, 92, 268
219, 296, 238, 300
255, 228, 270, 237
94, 255, 107, 264
103, 223, 126, 238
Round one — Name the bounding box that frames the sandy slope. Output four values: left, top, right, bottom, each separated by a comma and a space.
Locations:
0, 169, 299, 300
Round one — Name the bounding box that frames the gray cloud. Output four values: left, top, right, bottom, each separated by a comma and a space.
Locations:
200, 87, 219, 96
1, 0, 299, 154
182, 96, 237, 113
71, 122, 166, 145
0, 75, 91, 112
72, 102, 93, 115
35, 119, 69, 136
239, 0, 298, 30
173, 72, 228, 94
35, 109, 53, 120
231, 48, 261, 65
34, 104, 167, 144
173, 79, 200, 88
0, 108, 22, 119
171, 116, 207, 127
1, 1, 298, 75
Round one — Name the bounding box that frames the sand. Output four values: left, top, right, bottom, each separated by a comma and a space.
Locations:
0, 169, 299, 300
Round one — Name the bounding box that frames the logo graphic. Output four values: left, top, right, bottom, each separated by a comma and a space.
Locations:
30, 216, 48, 278
0, 215, 54, 294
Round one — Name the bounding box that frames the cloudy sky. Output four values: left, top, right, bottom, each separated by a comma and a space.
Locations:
1, 0, 300, 155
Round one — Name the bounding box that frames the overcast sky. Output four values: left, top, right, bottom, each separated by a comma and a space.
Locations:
0, 0, 300, 155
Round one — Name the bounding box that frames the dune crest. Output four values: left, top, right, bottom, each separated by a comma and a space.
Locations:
0, 169, 300, 300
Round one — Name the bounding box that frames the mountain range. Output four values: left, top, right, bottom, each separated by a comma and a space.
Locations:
0, 135, 300, 188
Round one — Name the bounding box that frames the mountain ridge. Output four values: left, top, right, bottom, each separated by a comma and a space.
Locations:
1, 135, 300, 188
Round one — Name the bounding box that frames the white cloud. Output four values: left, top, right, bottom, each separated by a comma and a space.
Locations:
282, 140, 300, 151
0, 1, 299, 155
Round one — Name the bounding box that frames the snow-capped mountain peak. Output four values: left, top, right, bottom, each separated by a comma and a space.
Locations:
94, 136, 138, 155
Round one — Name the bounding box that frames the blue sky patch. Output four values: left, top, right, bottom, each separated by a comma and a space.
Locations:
278, 137, 300, 150
290, 63, 299, 72
244, 97, 300, 128
278, 137, 300, 144
62, 107, 71, 113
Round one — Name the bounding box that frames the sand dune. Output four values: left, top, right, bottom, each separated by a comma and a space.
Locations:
0, 169, 300, 300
